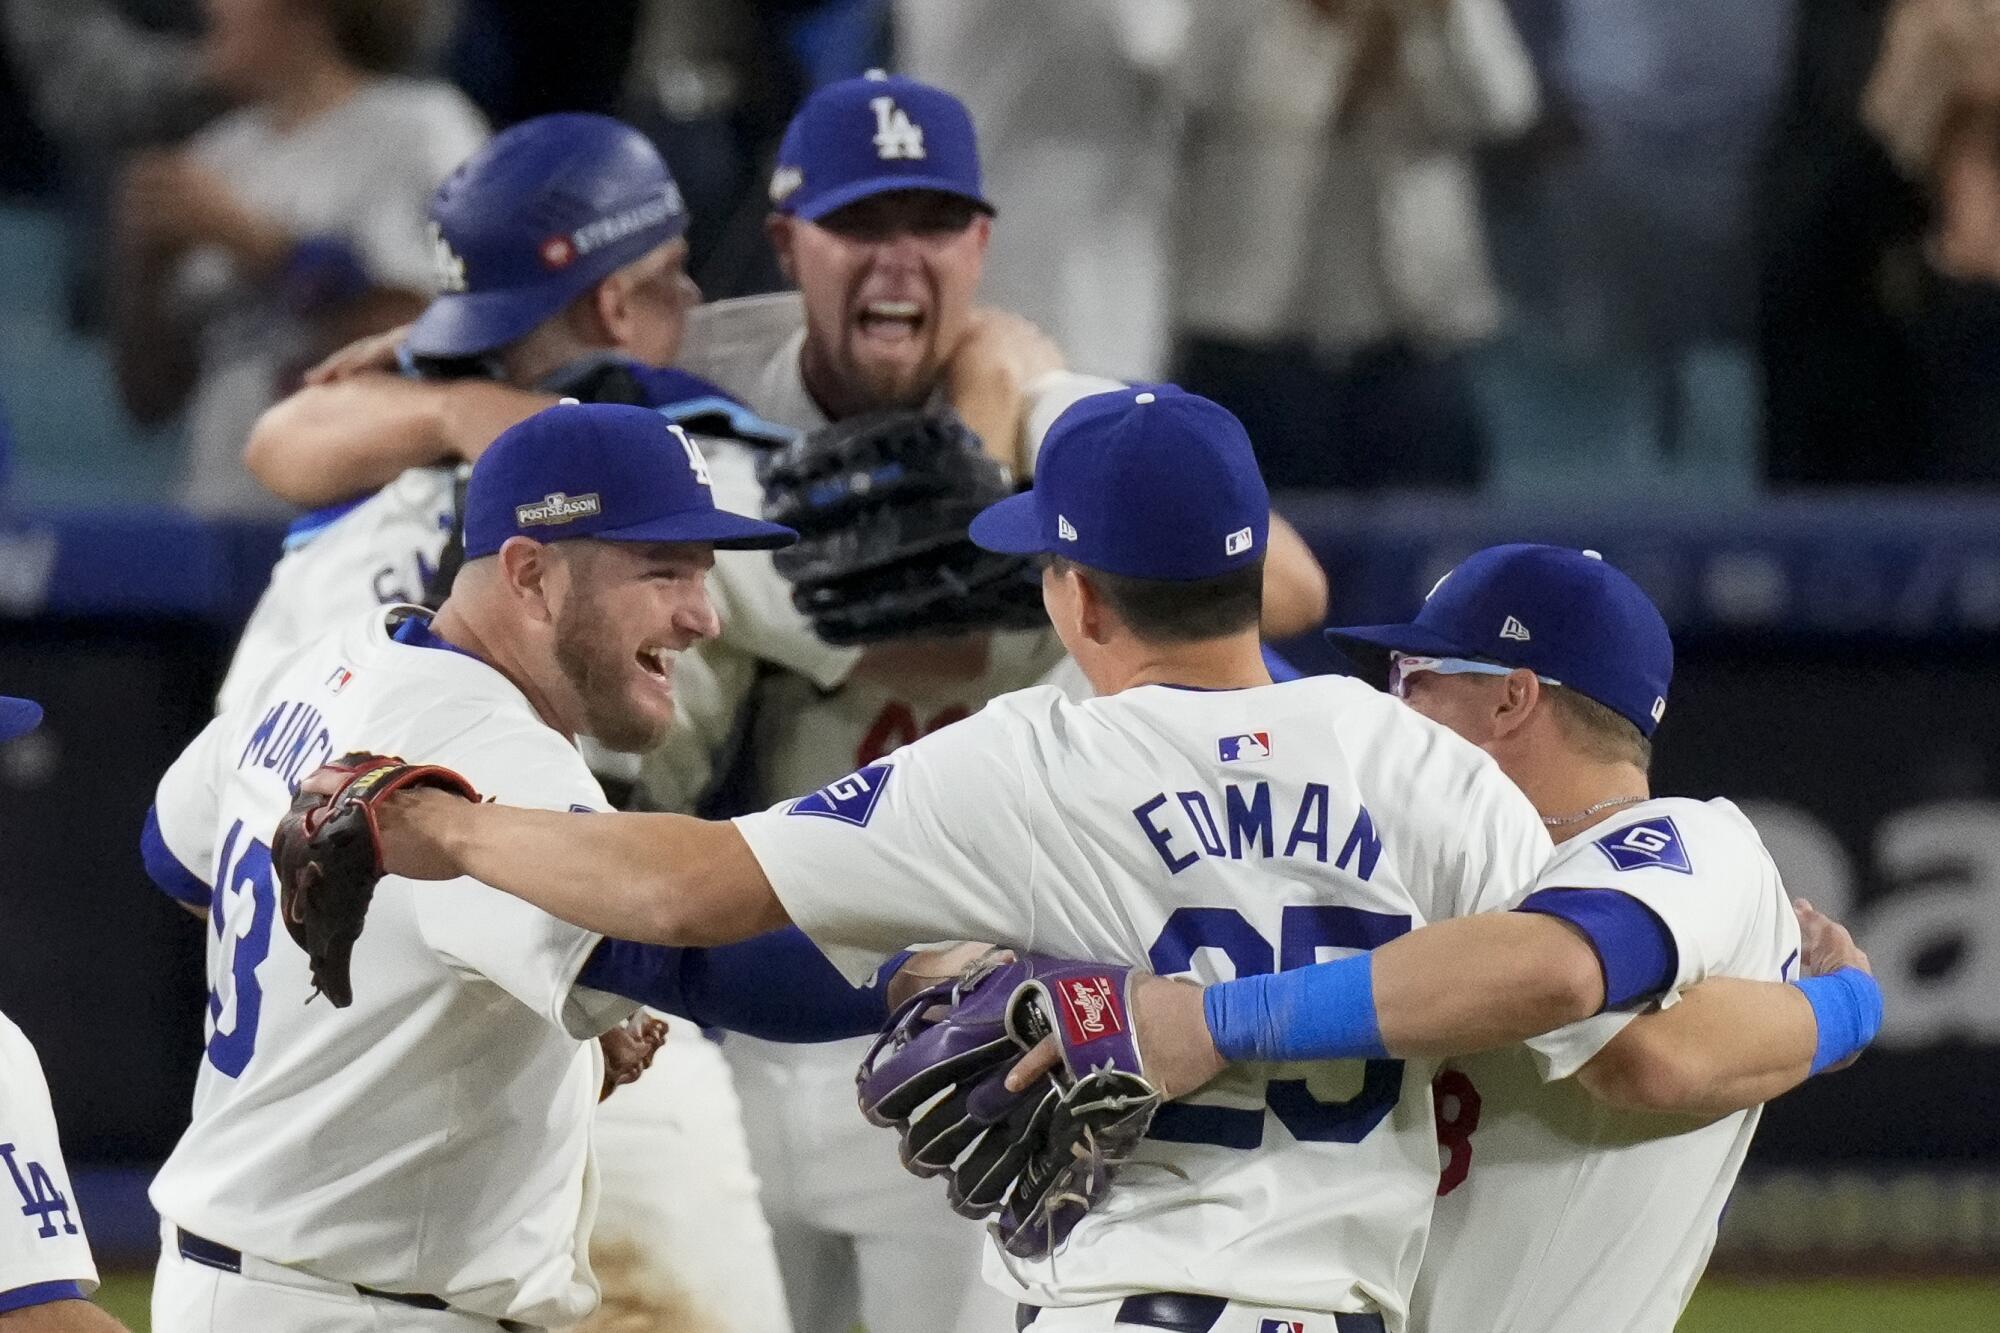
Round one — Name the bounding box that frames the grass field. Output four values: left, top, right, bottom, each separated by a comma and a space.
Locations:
90, 1272, 2000, 1331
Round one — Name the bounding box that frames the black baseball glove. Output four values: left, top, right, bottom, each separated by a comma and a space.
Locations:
758, 408, 1047, 645
271, 752, 481, 1007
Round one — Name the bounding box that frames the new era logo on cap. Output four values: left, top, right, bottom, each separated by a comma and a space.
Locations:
1058, 515, 1078, 542
1500, 615, 1531, 641
1218, 732, 1271, 763
515, 492, 602, 527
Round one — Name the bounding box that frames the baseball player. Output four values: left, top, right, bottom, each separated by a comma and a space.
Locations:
307, 389, 1881, 1330
641, 74, 1325, 1333
1303, 546, 1867, 1332
225, 112, 828, 1329
293, 386, 1547, 1330
220, 111, 829, 718
250, 74, 1329, 1333
1, 699, 131, 1333
140, 404, 964, 1333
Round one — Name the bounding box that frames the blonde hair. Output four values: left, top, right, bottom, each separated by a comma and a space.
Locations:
1547, 685, 1652, 772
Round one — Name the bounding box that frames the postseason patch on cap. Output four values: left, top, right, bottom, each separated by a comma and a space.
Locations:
515, 492, 602, 527
788, 761, 894, 827
1217, 732, 1271, 763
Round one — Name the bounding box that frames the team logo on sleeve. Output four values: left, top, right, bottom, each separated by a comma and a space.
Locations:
1595, 816, 1692, 875
1217, 732, 1271, 763
788, 761, 894, 827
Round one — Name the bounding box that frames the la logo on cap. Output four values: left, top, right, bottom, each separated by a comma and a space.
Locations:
667, 423, 712, 486
870, 96, 924, 160
428, 221, 467, 292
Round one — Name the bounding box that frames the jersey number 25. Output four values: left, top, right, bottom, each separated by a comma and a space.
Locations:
1146, 905, 1410, 1148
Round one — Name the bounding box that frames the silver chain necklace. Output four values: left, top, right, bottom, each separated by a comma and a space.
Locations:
1542, 794, 1647, 828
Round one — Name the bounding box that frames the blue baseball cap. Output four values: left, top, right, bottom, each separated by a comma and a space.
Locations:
1326, 544, 1674, 736
406, 114, 689, 360
769, 71, 993, 222
970, 386, 1269, 582
462, 402, 795, 559
0, 695, 40, 741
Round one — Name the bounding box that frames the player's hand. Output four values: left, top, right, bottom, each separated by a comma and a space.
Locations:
274, 754, 482, 1007
372, 783, 479, 881
1795, 898, 1871, 978
944, 308, 1065, 472
886, 942, 1009, 1009
305, 323, 412, 384
1004, 973, 1226, 1100
598, 1011, 670, 1100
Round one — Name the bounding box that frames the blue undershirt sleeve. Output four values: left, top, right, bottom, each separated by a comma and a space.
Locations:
1514, 887, 1679, 1010
577, 929, 901, 1042
0, 1281, 87, 1315
140, 805, 212, 910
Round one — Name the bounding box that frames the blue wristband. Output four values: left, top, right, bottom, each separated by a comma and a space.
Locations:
1202, 952, 1388, 1063
1794, 967, 1884, 1075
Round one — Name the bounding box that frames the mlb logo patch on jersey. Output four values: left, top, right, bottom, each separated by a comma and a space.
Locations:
1053, 975, 1127, 1046
1217, 732, 1271, 763
788, 761, 894, 828
1596, 816, 1693, 875
324, 665, 353, 693
1258, 1321, 1307, 1333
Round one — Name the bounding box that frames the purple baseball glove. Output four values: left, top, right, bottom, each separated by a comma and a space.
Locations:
856, 951, 1162, 1259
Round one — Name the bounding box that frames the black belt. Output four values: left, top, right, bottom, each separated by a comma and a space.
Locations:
177, 1228, 532, 1331
1015, 1293, 1386, 1332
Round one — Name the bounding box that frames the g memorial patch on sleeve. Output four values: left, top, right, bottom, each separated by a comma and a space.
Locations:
787, 761, 894, 828
1595, 816, 1693, 875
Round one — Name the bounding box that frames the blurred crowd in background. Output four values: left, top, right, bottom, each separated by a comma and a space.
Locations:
0, 0, 1996, 515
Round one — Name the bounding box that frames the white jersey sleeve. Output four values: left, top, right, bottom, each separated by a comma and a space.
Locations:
1021, 370, 1124, 473
412, 721, 635, 1039
1435, 743, 1554, 921
701, 437, 859, 691
150, 710, 237, 900
0, 1014, 98, 1304
1522, 798, 1793, 1080
733, 698, 1039, 983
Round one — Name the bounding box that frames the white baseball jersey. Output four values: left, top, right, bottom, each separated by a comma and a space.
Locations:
735, 676, 1554, 1322
217, 466, 460, 715
0, 1011, 98, 1308
1411, 797, 1801, 1333
149, 607, 636, 1328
